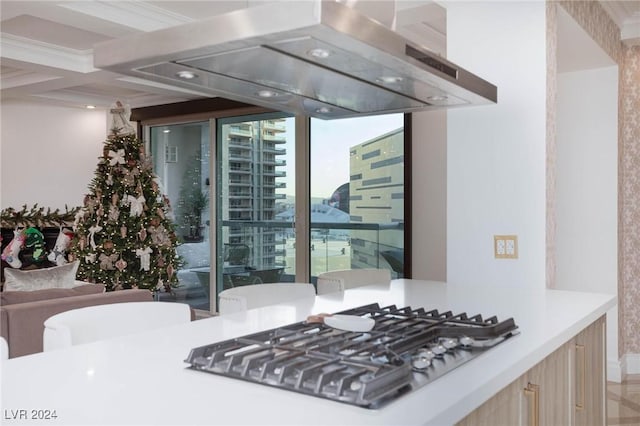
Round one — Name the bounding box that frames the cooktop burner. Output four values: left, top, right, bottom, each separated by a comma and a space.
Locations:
184, 303, 519, 408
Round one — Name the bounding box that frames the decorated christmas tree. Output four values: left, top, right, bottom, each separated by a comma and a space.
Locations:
69, 101, 181, 291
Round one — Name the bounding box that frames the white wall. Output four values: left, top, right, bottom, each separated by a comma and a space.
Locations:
556, 66, 619, 377
443, 1, 547, 288
411, 110, 447, 281
1, 101, 108, 210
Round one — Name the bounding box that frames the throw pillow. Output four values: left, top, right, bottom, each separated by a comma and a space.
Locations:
0, 284, 105, 305
3, 261, 80, 291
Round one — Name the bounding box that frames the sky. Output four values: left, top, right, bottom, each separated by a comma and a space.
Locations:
281, 114, 404, 199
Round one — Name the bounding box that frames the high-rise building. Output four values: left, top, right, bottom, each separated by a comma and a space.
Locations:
220, 118, 288, 270
349, 128, 404, 273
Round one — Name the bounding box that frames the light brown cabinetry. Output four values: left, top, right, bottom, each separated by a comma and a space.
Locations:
574, 315, 606, 425
456, 316, 605, 426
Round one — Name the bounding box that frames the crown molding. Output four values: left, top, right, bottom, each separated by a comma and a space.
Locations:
0, 70, 61, 90
1, 33, 95, 73
59, 1, 194, 32
599, 0, 640, 46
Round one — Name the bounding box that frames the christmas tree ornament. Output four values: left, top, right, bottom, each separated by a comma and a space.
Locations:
115, 257, 128, 272
109, 101, 136, 136
138, 227, 147, 241
103, 240, 114, 250
74, 209, 85, 227
85, 253, 96, 264
106, 174, 114, 186
127, 194, 146, 217
111, 193, 119, 206
88, 224, 102, 249
122, 171, 135, 187
135, 247, 152, 271
1, 229, 25, 268
149, 224, 171, 246
120, 226, 127, 238
108, 149, 126, 166
157, 256, 165, 267
99, 253, 118, 270
85, 197, 97, 214
167, 264, 174, 278
108, 206, 120, 222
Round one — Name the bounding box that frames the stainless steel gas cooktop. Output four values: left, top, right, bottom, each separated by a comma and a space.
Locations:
185, 303, 519, 409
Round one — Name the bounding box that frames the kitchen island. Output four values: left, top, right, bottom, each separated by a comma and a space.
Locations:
1, 279, 615, 425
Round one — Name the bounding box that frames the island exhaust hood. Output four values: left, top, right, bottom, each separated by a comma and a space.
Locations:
94, 0, 497, 119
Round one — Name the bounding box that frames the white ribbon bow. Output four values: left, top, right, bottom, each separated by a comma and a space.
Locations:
88, 224, 103, 249
108, 149, 125, 166
127, 194, 146, 217
135, 247, 153, 271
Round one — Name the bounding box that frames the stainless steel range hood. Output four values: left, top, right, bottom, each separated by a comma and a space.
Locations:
94, 0, 497, 119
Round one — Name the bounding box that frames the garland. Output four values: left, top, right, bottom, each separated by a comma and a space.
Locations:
1, 204, 81, 229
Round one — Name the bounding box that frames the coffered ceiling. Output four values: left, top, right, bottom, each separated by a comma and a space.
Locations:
0, 1, 637, 110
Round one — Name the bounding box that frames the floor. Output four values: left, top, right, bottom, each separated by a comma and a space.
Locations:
608, 374, 640, 425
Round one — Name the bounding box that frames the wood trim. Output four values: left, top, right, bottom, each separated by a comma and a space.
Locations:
130, 97, 273, 123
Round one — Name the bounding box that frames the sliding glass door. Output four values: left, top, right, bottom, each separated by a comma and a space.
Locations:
148, 121, 212, 311
145, 110, 408, 313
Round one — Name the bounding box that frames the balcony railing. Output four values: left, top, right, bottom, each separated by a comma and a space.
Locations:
228, 127, 252, 137
220, 220, 404, 282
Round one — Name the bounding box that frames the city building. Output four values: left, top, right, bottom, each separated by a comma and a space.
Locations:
349, 128, 404, 273
220, 118, 288, 270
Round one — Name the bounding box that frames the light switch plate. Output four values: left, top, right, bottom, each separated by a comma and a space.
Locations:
494, 235, 518, 259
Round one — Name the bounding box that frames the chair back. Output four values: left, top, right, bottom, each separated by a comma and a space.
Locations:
218, 283, 315, 315
0, 336, 8, 361
43, 301, 192, 351
316, 268, 391, 295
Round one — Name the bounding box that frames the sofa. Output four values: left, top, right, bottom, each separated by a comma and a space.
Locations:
0, 285, 153, 358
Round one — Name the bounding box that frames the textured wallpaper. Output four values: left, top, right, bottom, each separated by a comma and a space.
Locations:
558, 0, 622, 63
554, 1, 639, 356
620, 45, 640, 354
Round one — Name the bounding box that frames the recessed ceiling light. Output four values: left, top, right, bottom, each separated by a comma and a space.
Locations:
85, 105, 96, 109
176, 70, 197, 79
163, 129, 170, 134
316, 107, 332, 114
307, 48, 330, 59
376, 76, 403, 84
427, 95, 448, 102
257, 90, 279, 98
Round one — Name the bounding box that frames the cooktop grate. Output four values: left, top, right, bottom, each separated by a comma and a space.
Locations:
185, 303, 519, 408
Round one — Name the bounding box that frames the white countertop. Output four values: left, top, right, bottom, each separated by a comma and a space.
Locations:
0, 279, 615, 425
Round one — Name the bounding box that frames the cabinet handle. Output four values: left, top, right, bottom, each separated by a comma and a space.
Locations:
576, 343, 585, 410
524, 382, 540, 426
